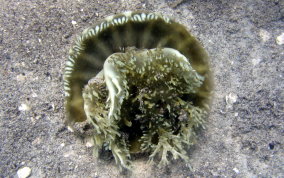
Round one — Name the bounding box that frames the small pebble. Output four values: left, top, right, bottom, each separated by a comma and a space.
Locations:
233, 167, 240, 174
32, 137, 41, 145
276, 33, 284, 45
18, 103, 31, 111
251, 58, 261, 66
17, 167, 31, 178
16, 74, 26, 81
259, 29, 270, 42
67, 126, 74, 132
31, 92, 38, 98
85, 139, 94, 148
71, 20, 77, 25
225, 93, 238, 109
226, 93, 238, 105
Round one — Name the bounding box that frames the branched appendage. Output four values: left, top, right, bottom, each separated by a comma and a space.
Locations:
103, 55, 128, 120
83, 72, 132, 170
148, 128, 189, 167
82, 47, 207, 170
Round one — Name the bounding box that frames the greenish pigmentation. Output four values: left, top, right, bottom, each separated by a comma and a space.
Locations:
64, 11, 213, 170
83, 48, 206, 169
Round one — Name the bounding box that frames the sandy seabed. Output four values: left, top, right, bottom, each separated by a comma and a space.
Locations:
0, 0, 283, 177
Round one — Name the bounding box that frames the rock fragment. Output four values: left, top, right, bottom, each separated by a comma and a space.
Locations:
17, 167, 31, 178
276, 33, 284, 45
259, 29, 270, 42
225, 93, 238, 109
18, 103, 31, 112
